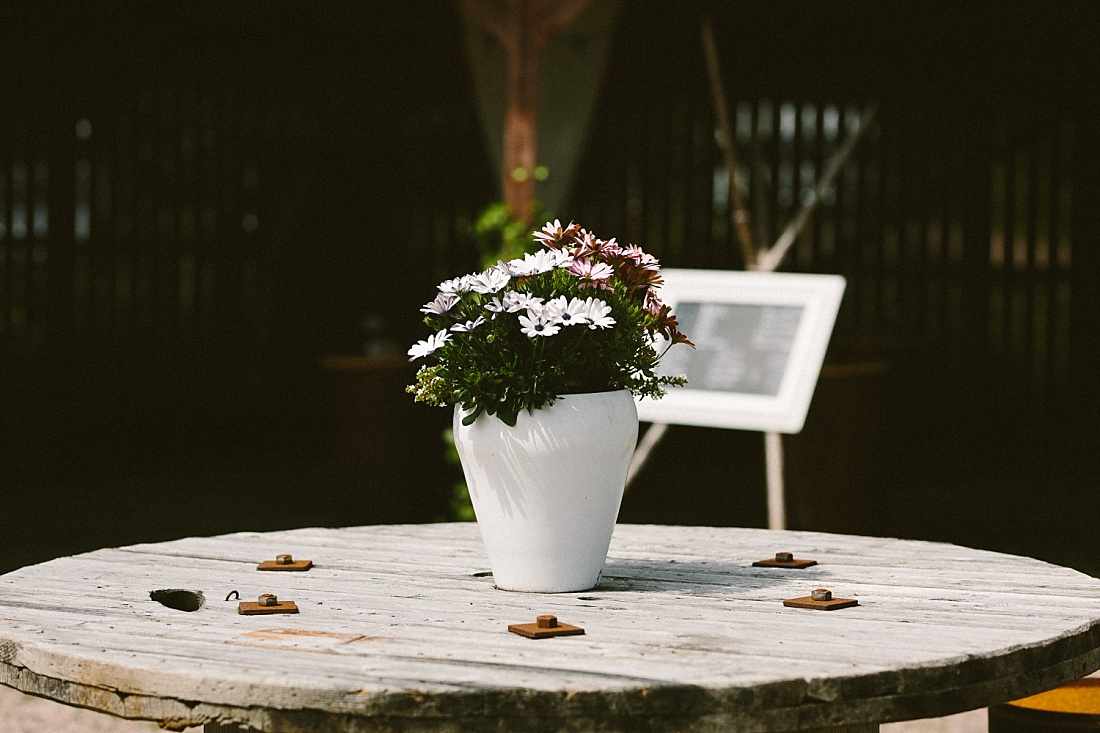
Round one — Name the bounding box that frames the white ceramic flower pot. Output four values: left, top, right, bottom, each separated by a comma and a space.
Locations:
453, 389, 639, 592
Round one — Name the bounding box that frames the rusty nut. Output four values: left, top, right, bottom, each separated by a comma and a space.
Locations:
536, 615, 558, 629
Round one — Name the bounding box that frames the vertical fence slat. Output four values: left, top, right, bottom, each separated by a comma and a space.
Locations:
998, 107, 1015, 364
793, 102, 809, 271
767, 100, 782, 249
850, 102, 872, 333
959, 95, 994, 404
15, 150, 33, 336
912, 99, 931, 343
1, 108, 14, 337
98, 104, 119, 344
1025, 109, 1043, 400
75, 99, 95, 339
810, 103, 826, 273
43, 104, 75, 341
1045, 116, 1065, 399
1068, 103, 1100, 419
117, 102, 137, 348
936, 99, 956, 344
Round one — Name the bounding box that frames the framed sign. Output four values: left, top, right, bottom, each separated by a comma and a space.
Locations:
637, 269, 846, 434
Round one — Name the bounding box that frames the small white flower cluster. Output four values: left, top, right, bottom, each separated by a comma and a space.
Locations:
484, 290, 544, 315
508, 248, 572, 276
408, 247, 619, 359
408, 219, 690, 423
433, 248, 574, 301
516, 296, 615, 338
409, 289, 616, 358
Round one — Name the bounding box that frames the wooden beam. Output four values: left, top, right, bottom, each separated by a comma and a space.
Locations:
458, 0, 594, 223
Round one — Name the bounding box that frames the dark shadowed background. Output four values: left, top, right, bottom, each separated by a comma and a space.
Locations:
2, 2, 1098, 578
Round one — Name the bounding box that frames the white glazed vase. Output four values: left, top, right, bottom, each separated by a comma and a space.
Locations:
453, 389, 639, 593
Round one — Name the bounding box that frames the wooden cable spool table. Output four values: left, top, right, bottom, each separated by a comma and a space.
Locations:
1, 523, 1098, 732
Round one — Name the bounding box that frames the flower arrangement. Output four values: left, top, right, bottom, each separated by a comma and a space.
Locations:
407, 220, 693, 426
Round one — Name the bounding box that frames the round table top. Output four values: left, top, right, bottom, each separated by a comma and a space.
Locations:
1, 523, 1098, 732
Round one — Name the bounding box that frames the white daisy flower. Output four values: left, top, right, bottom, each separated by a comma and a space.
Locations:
580, 297, 616, 329
518, 309, 561, 338
502, 291, 544, 313
508, 249, 573, 276
407, 329, 451, 360
489, 259, 520, 277
420, 292, 460, 315
450, 316, 486, 333
467, 266, 511, 294
438, 276, 472, 294
549, 248, 574, 268
545, 296, 587, 326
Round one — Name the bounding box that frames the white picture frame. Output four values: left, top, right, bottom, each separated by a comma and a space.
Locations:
637, 268, 846, 434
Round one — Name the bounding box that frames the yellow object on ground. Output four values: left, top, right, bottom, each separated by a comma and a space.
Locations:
1010, 679, 1100, 714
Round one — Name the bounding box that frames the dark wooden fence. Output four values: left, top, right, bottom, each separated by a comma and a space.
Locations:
0, 3, 494, 570
1, 2, 1097, 572
1, 5, 491, 374
571, 2, 1097, 411
568, 3, 1100, 560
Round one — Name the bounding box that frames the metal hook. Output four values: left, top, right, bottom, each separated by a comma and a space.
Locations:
225, 590, 240, 601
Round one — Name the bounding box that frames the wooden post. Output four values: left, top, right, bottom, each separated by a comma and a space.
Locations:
502, 8, 539, 222
458, 0, 593, 223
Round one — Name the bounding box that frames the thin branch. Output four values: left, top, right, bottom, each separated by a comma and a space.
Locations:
700, 13, 757, 269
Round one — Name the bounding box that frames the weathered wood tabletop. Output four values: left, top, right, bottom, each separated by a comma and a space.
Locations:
1, 523, 1098, 733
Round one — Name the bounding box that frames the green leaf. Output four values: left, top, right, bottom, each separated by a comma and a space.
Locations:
461, 404, 484, 426
498, 406, 519, 427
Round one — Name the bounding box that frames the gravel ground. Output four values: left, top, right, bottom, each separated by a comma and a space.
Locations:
0, 685, 200, 733
1, 683, 985, 732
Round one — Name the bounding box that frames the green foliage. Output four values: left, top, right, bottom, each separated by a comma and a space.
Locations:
471, 201, 551, 268
407, 220, 692, 426
441, 428, 476, 522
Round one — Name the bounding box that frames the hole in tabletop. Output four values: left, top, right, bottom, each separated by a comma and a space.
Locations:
150, 589, 206, 612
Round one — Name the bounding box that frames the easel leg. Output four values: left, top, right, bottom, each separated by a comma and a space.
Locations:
626, 422, 669, 489
765, 431, 786, 529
